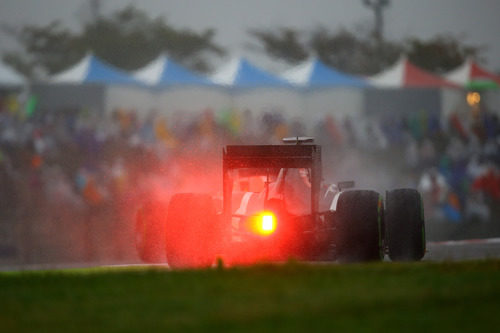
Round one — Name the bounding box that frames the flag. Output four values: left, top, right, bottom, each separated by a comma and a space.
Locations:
25, 95, 37, 117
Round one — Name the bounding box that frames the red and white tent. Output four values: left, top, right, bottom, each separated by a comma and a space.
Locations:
444, 58, 500, 89
369, 56, 460, 89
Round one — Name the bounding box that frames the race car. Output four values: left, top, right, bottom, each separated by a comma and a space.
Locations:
135, 137, 426, 268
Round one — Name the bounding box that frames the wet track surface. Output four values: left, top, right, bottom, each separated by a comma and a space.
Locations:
2, 238, 500, 271
423, 238, 500, 262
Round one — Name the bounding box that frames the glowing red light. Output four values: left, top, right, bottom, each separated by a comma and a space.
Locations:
262, 214, 274, 231
249, 211, 277, 236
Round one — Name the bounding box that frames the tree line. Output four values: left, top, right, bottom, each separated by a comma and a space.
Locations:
1, 5, 483, 79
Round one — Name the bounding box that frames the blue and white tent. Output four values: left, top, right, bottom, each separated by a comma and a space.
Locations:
209, 57, 302, 120
280, 58, 367, 122
133, 55, 213, 87
282, 58, 368, 88
51, 54, 141, 85
211, 57, 291, 89
42, 54, 154, 115
133, 55, 229, 115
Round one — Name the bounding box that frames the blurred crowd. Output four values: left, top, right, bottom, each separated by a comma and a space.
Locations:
318, 104, 500, 239
0, 93, 499, 264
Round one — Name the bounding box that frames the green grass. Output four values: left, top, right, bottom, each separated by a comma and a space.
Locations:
1, 260, 500, 332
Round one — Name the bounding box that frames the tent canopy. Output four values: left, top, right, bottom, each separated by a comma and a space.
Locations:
369, 56, 460, 89
51, 53, 142, 85
445, 57, 500, 90
0, 61, 25, 86
132, 55, 213, 87
282, 58, 368, 88
211, 57, 290, 88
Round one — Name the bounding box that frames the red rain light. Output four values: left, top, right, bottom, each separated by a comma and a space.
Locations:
249, 211, 277, 236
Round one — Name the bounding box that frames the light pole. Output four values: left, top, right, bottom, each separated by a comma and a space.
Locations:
90, 0, 101, 22
362, 0, 390, 43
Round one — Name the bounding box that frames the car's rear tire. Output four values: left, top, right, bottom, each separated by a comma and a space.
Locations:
336, 190, 383, 262
385, 188, 426, 261
135, 200, 167, 263
165, 193, 221, 269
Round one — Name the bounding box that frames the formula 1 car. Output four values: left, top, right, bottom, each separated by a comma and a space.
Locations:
135, 137, 426, 268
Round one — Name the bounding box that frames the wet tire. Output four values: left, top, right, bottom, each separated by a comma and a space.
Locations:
336, 190, 383, 262
135, 200, 168, 263
385, 189, 426, 261
165, 193, 221, 269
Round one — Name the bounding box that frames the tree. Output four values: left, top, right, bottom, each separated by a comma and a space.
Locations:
2, 5, 225, 79
404, 34, 482, 74
309, 26, 401, 75
248, 25, 483, 76
2, 21, 85, 78
248, 28, 309, 64
249, 25, 401, 75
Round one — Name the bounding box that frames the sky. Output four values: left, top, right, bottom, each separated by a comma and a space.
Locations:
1, 0, 499, 73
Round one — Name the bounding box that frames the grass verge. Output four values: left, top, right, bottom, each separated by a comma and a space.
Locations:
1, 260, 500, 332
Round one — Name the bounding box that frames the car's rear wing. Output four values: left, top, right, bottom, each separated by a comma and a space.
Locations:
223, 144, 321, 169
222, 144, 322, 220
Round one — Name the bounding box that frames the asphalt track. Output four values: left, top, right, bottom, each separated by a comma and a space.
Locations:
2, 238, 500, 271
423, 237, 500, 261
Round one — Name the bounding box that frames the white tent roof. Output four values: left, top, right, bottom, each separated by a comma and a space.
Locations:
211, 58, 241, 85
210, 57, 290, 88
281, 58, 368, 87
51, 53, 141, 85
0, 61, 25, 86
368, 56, 406, 88
51, 55, 89, 83
281, 60, 313, 85
132, 56, 165, 85
132, 54, 213, 86
445, 58, 472, 85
